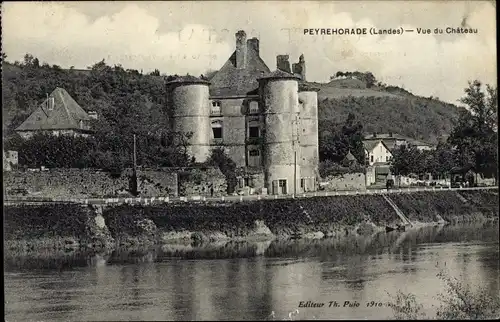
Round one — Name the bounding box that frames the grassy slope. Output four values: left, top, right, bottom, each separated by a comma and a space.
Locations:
310, 78, 464, 144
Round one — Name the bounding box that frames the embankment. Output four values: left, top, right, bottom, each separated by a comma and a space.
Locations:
4, 189, 498, 251
4, 203, 114, 252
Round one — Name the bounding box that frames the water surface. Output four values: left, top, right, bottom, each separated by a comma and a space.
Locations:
4, 222, 499, 320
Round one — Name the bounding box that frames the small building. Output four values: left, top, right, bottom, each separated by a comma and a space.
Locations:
15, 87, 95, 139
363, 132, 435, 152
341, 150, 359, 167
364, 140, 393, 166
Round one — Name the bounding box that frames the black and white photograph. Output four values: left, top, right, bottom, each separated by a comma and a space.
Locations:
2, 0, 498, 320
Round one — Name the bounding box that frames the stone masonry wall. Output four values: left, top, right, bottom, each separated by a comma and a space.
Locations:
4, 168, 181, 199
322, 173, 366, 191
178, 167, 227, 197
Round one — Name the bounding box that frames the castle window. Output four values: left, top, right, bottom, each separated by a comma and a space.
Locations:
249, 101, 259, 114
248, 149, 261, 167
370, 155, 374, 163
211, 101, 221, 115
249, 126, 260, 138
212, 121, 223, 139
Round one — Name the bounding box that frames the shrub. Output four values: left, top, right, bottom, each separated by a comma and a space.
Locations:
388, 269, 500, 320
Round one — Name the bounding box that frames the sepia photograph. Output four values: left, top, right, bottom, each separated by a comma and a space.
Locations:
2, 0, 498, 320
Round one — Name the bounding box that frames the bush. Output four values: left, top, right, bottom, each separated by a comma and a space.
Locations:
388, 269, 500, 319
206, 148, 237, 194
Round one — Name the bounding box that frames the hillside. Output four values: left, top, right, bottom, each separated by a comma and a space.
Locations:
308, 79, 464, 144
2, 59, 463, 145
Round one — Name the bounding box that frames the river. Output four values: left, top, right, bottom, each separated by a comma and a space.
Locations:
4, 222, 499, 321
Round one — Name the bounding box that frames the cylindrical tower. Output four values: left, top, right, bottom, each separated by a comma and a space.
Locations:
298, 84, 320, 192
166, 76, 211, 163
258, 70, 301, 195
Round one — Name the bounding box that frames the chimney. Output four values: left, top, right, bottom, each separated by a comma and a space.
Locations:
276, 55, 291, 73
48, 96, 55, 110
292, 54, 306, 81
247, 37, 259, 56
235, 30, 247, 69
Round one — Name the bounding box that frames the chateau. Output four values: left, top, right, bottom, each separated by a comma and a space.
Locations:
166, 30, 320, 195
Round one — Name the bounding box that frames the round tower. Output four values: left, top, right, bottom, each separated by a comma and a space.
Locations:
258, 70, 301, 195
298, 84, 320, 192
166, 76, 211, 163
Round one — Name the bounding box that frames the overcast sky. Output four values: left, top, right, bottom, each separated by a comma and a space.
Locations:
2, 1, 496, 104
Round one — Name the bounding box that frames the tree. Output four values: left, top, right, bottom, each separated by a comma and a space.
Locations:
341, 113, 365, 163
448, 80, 498, 180
148, 69, 160, 76
206, 148, 237, 194
390, 144, 421, 176
319, 113, 364, 164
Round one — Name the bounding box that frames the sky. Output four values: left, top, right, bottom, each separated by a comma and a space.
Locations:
2, 1, 497, 104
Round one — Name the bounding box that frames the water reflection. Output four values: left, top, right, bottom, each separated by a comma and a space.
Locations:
4, 223, 499, 321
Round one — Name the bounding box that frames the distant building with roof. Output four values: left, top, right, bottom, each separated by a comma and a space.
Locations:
341, 150, 359, 167
363, 132, 435, 186
363, 132, 435, 152
15, 87, 97, 139
166, 30, 317, 195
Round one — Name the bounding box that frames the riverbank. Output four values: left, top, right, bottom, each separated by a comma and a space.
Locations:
3, 189, 498, 252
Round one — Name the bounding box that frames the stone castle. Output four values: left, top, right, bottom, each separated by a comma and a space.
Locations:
165, 30, 319, 195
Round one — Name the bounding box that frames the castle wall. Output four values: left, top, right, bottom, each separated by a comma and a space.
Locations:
210, 97, 264, 168
169, 84, 211, 163
3, 168, 179, 198
299, 91, 319, 192
260, 79, 301, 195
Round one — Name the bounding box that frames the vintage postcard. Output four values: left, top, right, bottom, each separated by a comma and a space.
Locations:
2, 1, 498, 321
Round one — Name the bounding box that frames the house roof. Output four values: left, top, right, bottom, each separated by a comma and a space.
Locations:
15, 87, 91, 132
375, 165, 391, 175
364, 133, 434, 148
209, 42, 271, 97
363, 139, 392, 153
258, 69, 301, 81
343, 151, 358, 162
364, 133, 408, 141
166, 75, 210, 86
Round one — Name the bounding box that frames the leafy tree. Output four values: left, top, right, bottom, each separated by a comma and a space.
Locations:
319, 113, 364, 166
206, 148, 237, 194
432, 141, 457, 178
448, 80, 498, 180
390, 144, 422, 176
148, 69, 160, 76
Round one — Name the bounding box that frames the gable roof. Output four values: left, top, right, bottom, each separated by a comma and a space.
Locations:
166, 75, 210, 86
364, 133, 407, 141
364, 133, 434, 148
343, 150, 358, 162
15, 87, 91, 132
209, 43, 270, 97
258, 69, 300, 81
363, 139, 392, 153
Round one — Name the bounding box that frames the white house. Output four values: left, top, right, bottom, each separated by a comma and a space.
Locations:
363, 140, 393, 166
